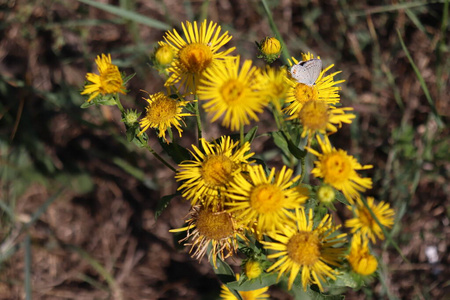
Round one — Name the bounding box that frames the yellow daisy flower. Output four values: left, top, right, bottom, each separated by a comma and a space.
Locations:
81, 53, 126, 102
284, 52, 344, 115
198, 56, 270, 131
163, 20, 235, 93
139, 91, 193, 142
286, 100, 355, 138
175, 136, 254, 207
345, 197, 395, 243
261, 66, 290, 111
226, 164, 308, 235
262, 208, 347, 291
347, 233, 378, 276
219, 274, 269, 300
306, 135, 373, 202
170, 206, 246, 268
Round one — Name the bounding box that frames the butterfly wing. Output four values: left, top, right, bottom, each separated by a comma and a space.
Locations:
290, 64, 310, 84
290, 58, 322, 86
302, 59, 322, 85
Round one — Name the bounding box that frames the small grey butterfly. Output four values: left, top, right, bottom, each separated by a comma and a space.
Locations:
290, 58, 322, 86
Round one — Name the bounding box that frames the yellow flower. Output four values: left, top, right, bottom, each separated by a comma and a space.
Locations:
284, 52, 344, 115
244, 259, 264, 280
262, 208, 347, 291
261, 66, 290, 111
170, 206, 246, 268
164, 20, 235, 93
220, 274, 269, 300
347, 233, 378, 276
139, 91, 193, 142
345, 197, 395, 243
154, 42, 175, 66
286, 100, 355, 138
226, 164, 307, 236
198, 56, 269, 131
81, 53, 126, 102
307, 135, 373, 202
175, 136, 254, 208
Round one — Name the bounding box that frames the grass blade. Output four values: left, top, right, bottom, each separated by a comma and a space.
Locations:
24, 234, 32, 300
397, 29, 444, 128
24, 188, 63, 230
260, 0, 291, 63
77, 0, 171, 30
66, 245, 120, 299
351, 1, 446, 17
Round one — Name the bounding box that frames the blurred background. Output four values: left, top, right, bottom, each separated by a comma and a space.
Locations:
0, 0, 449, 299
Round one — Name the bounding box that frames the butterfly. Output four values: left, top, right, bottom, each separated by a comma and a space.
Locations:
290, 58, 322, 86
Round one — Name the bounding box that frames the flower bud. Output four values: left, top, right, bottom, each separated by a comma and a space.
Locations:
244, 259, 263, 279
256, 37, 282, 64
317, 185, 335, 204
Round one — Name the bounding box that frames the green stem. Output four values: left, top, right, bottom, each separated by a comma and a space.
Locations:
194, 93, 203, 142
239, 125, 245, 146
299, 156, 306, 182
137, 135, 176, 172
261, 0, 291, 63
114, 93, 125, 114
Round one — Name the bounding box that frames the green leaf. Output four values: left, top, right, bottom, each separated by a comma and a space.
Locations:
155, 193, 179, 220
212, 256, 235, 280
77, 0, 171, 30
334, 190, 351, 206
122, 73, 136, 85
80, 94, 117, 108
305, 288, 345, 300
270, 131, 306, 160
125, 124, 139, 143
158, 138, 191, 164
244, 126, 258, 144
211, 255, 241, 300
286, 137, 307, 159
332, 272, 360, 289
271, 131, 290, 157
227, 272, 278, 291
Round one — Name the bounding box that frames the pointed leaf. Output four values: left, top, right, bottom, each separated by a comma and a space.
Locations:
155, 193, 179, 220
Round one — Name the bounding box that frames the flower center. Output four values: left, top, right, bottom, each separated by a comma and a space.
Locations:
100, 65, 123, 94
201, 154, 234, 187
358, 207, 375, 228
286, 231, 321, 266
294, 83, 318, 104
220, 79, 245, 105
179, 43, 213, 73
299, 101, 329, 130
322, 152, 352, 184
196, 210, 235, 240
249, 184, 284, 214
146, 96, 178, 124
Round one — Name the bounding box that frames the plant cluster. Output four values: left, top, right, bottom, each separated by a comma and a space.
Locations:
81, 19, 395, 299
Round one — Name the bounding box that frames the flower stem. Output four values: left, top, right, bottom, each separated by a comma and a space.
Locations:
261, 0, 291, 64
240, 125, 245, 146
114, 93, 125, 114
137, 135, 177, 172
194, 93, 203, 142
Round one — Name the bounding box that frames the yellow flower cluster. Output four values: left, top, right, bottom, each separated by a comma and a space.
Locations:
80, 19, 395, 297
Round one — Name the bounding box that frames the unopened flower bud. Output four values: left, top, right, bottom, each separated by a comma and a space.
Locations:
256, 37, 282, 64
